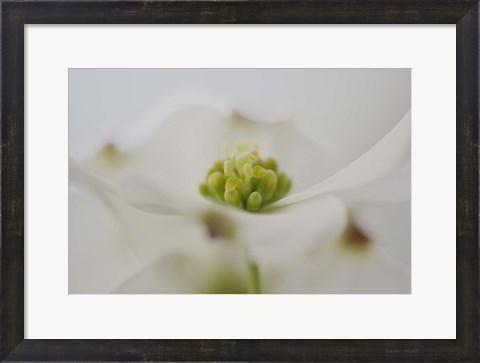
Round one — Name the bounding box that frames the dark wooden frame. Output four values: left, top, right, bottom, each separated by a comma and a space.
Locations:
1, 1, 478, 361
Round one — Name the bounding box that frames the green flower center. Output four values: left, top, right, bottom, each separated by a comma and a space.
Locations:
199, 142, 292, 212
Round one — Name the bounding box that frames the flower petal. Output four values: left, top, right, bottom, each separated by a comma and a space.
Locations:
118, 164, 207, 215
69, 187, 139, 293
351, 201, 411, 267
275, 110, 411, 206
112, 242, 250, 294
227, 194, 348, 267
69, 184, 215, 293
261, 201, 411, 294
264, 242, 410, 294
338, 160, 411, 204
69, 158, 116, 194
352, 247, 410, 293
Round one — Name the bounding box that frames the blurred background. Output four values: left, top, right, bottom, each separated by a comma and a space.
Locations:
69, 69, 410, 158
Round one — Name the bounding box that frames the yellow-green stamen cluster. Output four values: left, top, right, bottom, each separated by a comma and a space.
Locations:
199, 142, 292, 212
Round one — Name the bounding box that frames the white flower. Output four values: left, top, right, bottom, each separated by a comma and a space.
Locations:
69, 103, 410, 294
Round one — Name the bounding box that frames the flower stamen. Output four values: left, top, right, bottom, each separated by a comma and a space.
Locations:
199, 142, 292, 212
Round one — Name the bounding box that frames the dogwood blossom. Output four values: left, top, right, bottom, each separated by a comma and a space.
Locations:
69, 104, 410, 294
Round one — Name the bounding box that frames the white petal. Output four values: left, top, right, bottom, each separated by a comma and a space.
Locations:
108, 193, 348, 293
103, 195, 210, 261
69, 184, 212, 293
351, 201, 411, 267
264, 243, 410, 294
263, 198, 411, 293
228, 194, 348, 267
69, 158, 116, 194
262, 202, 411, 294
275, 110, 411, 206
339, 160, 411, 204
118, 164, 207, 215
69, 187, 139, 293
113, 242, 250, 294
111, 253, 208, 294
352, 247, 410, 293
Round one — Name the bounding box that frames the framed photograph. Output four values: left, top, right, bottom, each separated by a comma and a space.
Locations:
68, 68, 412, 295
2, 0, 477, 361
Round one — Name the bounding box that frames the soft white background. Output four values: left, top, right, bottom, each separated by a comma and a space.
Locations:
26, 25, 455, 339
69, 68, 410, 161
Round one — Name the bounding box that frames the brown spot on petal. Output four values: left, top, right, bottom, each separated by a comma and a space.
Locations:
201, 210, 235, 240
97, 143, 129, 167
342, 221, 371, 250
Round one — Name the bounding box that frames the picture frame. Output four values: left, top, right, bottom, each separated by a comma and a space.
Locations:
2, 0, 477, 361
